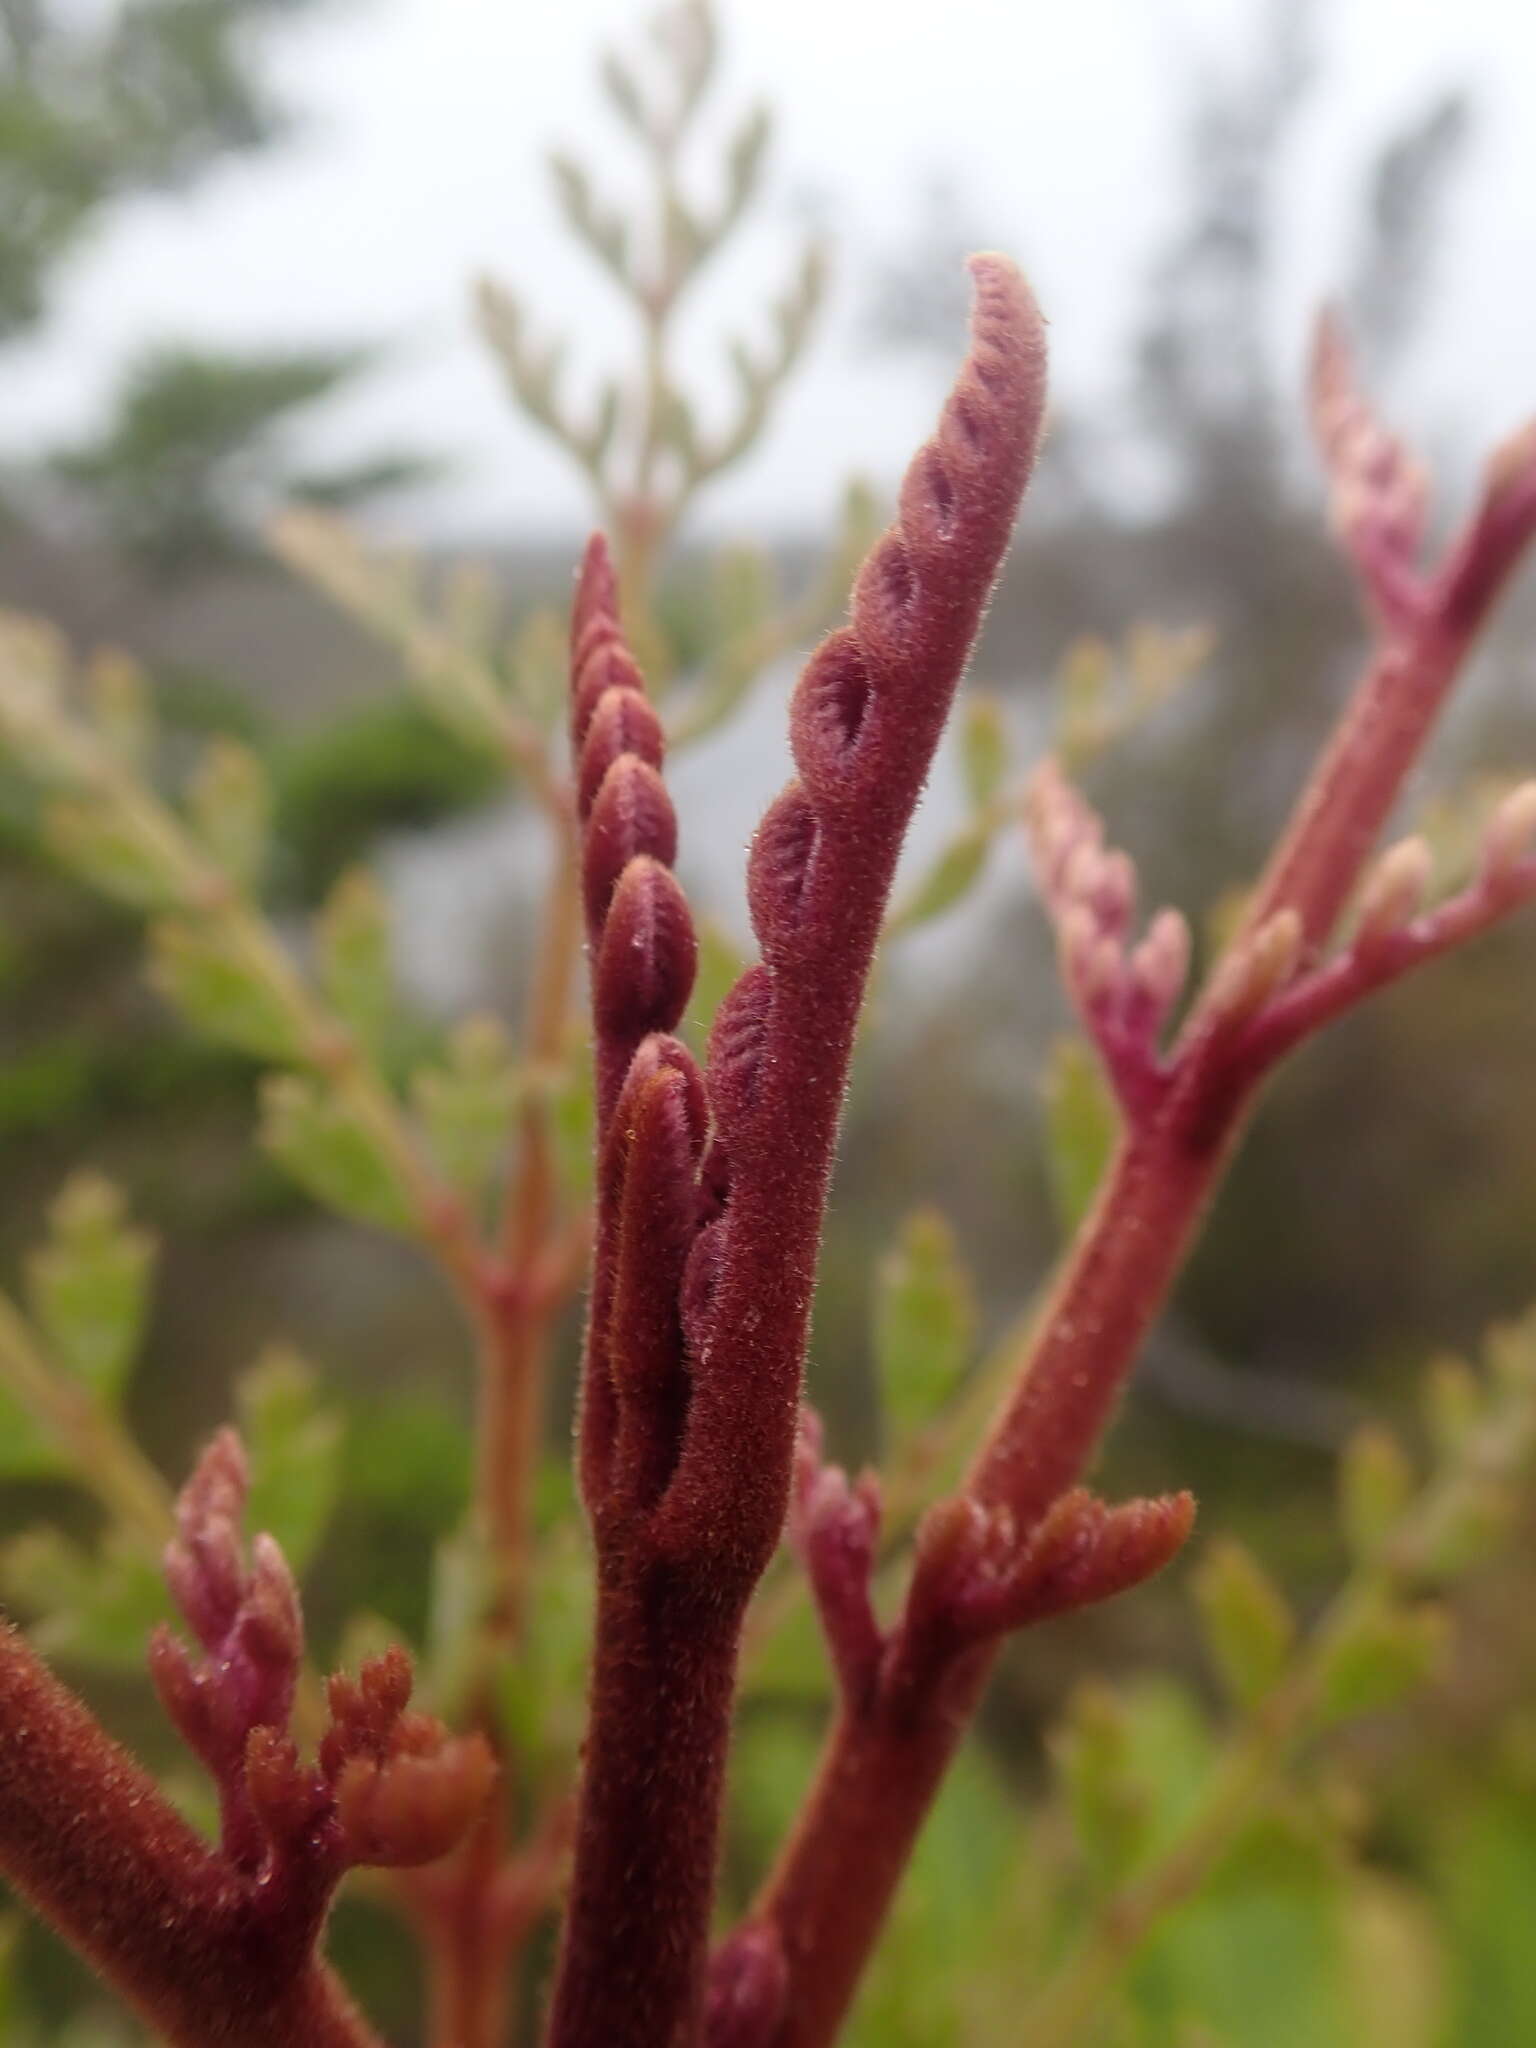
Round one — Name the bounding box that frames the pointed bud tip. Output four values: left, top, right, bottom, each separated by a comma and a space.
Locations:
1483, 781, 1536, 880
1357, 835, 1434, 942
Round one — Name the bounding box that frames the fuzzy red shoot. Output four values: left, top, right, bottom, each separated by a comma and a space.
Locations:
712, 310, 1536, 2048
548, 254, 1047, 2048
0, 1432, 493, 2047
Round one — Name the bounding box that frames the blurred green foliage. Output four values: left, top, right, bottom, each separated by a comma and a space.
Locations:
1, 1, 1536, 2042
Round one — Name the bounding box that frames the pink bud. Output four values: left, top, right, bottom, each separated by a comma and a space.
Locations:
1481, 782, 1536, 884
1355, 836, 1433, 947
1131, 907, 1191, 1019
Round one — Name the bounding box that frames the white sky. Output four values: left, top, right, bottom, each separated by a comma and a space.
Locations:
6, 0, 1536, 542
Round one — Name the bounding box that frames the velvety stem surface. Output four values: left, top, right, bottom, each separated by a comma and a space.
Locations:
731, 424, 1536, 2042
545, 1560, 741, 2048
0, 1625, 378, 2048
740, 1109, 1233, 2048
556, 257, 1047, 2046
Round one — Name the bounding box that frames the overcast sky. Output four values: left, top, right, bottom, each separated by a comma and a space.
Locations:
7, 0, 1536, 542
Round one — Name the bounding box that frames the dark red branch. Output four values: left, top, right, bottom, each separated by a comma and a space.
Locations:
550, 255, 1047, 2047
0, 1433, 492, 2045
715, 321, 1536, 2048
0, 1623, 378, 2048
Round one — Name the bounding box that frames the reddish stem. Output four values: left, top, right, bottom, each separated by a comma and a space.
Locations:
722, 407, 1536, 2048
545, 1559, 741, 2047
552, 257, 1047, 2046
414, 1814, 516, 2048
1238, 626, 1468, 952
0, 1624, 379, 2048
733, 1107, 1227, 2048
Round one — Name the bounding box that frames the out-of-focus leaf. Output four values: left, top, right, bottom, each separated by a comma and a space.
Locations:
260, 1074, 412, 1233
1052, 1680, 1153, 1884
0, 1386, 67, 1479
1042, 1037, 1118, 1235
1421, 1354, 1480, 1458
742, 1587, 832, 1703
873, 1207, 975, 1441
960, 692, 1009, 809
1127, 1813, 1349, 2048
86, 649, 153, 768
314, 867, 394, 1058
1440, 1789, 1536, 2045
496, 1525, 593, 1779
237, 1347, 343, 1577
25, 1174, 155, 1406
421, 1528, 497, 1719
1056, 634, 1113, 765
411, 1015, 521, 1211
1194, 1538, 1295, 1712
1315, 1596, 1447, 1726
547, 1042, 596, 1207
43, 800, 178, 909
1, 1528, 165, 1668
151, 918, 302, 1061
1340, 1874, 1446, 2048
510, 607, 567, 727
185, 739, 270, 889
889, 823, 989, 932
844, 1744, 1032, 2048
1338, 1424, 1415, 1563
345, 1397, 471, 1529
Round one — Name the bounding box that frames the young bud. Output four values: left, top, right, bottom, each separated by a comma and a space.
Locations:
335, 1735, 497, 1869
1131, 907, 1191, 1020
1208, 909, 1303, 1027
1316, 1597, 1448, 1726
1356, 836, 1433, 947
706, 965, 772, 1135
745, 783, 818, 960
572, 636, 645, 750
1338, 1424, 1416, 1561
592, 856, 698, 1046
1480, 781, 1536, 884
790, 630, 879, 803
582, 755, 679, 929
707, 1924, 789, 2048
1193, 1536, 1294, 1710
578, 685, 665, 821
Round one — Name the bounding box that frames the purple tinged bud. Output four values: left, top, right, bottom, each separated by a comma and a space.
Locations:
681, 1215, 728, 1361
706, 965, 772, 1134
706, 1923, 789, 2048
745, 783, 818, 960
593, 856, 698, 1046
850, 535, 918, 677
578, 685, 665, 820
571, 532, 619, 654
789, 630, 877, 804
582, 755, 678, 931
572, 637, 646, 750
146, 1625, 208, 1752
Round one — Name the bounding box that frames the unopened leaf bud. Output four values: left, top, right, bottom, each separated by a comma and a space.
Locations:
1356, 836, 1433, 946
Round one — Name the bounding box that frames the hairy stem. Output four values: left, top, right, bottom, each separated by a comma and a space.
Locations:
0, 1625, 378, 2048
728, 469, 1536, 2043
545, 1561, 741, 2048
738, 1112, 1230, 2047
